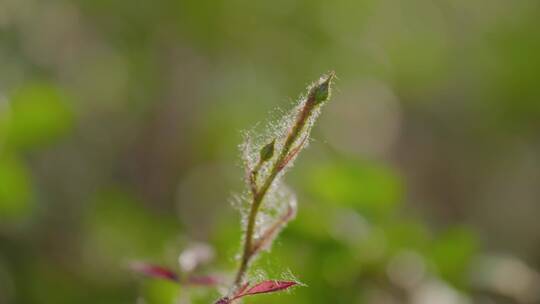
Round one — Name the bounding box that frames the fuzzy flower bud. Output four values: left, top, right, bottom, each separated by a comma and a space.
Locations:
259, 139, 275, 162
310, 71, 335, 104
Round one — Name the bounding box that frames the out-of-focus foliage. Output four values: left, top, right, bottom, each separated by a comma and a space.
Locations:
0, 83, 72, 220
0, 154, 32, 218
4, 84, 72, 150
1, 0, 540, 303
306, 159, 402, 218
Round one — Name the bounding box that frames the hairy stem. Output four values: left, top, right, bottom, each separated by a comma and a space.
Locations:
233, 73, 334, 286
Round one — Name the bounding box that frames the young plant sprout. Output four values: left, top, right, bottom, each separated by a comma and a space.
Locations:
234, 72, 335, 285
131, 72, 336, 303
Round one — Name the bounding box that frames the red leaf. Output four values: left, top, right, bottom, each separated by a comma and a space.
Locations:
233, 282, 250, 298
130, 261, 179, 282
235, 280, 298, 298
185, 274, 221, 286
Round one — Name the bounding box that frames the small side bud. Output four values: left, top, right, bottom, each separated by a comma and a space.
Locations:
259, 140, 275, 162
311, 71, 335, 104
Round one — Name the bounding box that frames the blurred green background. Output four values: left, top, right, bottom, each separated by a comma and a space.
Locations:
1, 0, 540, 303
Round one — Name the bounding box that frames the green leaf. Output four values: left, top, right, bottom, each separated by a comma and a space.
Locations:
0, 154, 33, 219
6, 83, 73, 149
429, 227, 478, 288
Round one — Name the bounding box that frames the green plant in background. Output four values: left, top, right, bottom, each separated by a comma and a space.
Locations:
132, 72, 335, 303
3, 1, 540, 303
0, 83, 73, 220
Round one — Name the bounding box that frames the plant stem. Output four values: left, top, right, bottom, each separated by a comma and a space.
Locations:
233, 73, 333, 285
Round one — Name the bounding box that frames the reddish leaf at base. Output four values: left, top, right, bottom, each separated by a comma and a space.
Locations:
130, 262, 179, 282
240, 280, 298, 297
185, 274, 221, 286
214, 280, 299, 304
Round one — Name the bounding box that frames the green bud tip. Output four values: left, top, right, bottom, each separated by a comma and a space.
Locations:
312, 71, 335, 104
259, 139, 275, 162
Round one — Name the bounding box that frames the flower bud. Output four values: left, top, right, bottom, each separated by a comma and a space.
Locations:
259, 140, 275, 162
311, 72, 335, 104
